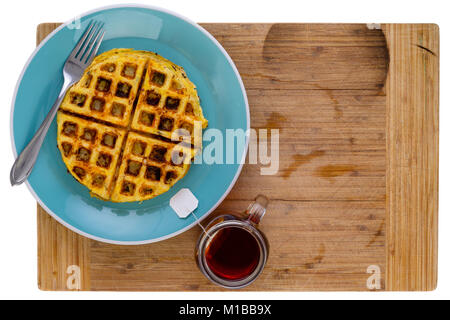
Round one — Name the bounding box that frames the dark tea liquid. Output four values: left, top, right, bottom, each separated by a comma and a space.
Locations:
205, 226, 261, 280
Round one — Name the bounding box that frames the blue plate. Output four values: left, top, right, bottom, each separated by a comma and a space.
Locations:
10, 5, 249, 244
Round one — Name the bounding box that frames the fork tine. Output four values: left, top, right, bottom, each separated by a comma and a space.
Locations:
70, 21, 96, 59
84, 30, 105, 66
77, 22, 102, 61
80, 26, 103, 65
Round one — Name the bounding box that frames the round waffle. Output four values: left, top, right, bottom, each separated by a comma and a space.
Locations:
57, 49, 207, 202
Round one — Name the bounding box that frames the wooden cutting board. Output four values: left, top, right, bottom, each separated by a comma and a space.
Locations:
36, 23, 439, 291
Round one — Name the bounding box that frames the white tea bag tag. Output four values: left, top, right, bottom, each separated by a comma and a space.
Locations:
170, 188, 199, 218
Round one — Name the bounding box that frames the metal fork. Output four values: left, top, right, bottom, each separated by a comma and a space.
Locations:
10, 21, 105, 186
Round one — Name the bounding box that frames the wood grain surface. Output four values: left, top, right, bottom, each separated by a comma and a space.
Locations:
36, 23, 438, 291
384, 24, 439, 291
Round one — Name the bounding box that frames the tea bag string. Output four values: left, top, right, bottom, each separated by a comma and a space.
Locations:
191, 211, 212, 240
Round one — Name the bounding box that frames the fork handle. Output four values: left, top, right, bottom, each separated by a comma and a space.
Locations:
10, 80, 73, 186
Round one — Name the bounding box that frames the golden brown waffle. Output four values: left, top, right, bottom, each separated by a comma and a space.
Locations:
59, 49, 148, 127
111, 132, 196, 202
57, 112, 126, 199
131, 53, 208, 143
56, 49, 207, 202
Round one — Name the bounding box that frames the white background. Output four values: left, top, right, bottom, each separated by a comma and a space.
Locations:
0, 0, 447, 300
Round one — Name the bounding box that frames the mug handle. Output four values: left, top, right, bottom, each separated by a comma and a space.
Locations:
246, 195, 269, 225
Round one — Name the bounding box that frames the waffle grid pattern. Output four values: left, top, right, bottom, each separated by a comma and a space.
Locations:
60, 52, 148, 127
57, 112, 126, 199
131, 61, 207, 142
111, 132, 196, 202
56, 49, 206, 202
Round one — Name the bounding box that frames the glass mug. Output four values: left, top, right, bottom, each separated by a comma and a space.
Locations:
195, 195, 269, 289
